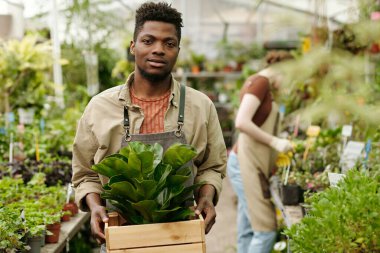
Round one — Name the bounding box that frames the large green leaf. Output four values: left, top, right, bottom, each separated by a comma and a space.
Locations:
119, 145, 131, 158
157, 185, 185, 209
132, 200, 158, 223
151, 206, 181, 223
170, 183, 203, 207
132, 179, 157, 199
108, 174, 128, 185
163, 143, 197, 170
167, 174, 190, 186
127, 151, 142, 174
138, 151, 154, 177
92, 163, 122, 178
176, 166, 192, 176
153, 164, 172, 194
109, 200, 143, 225
108, 181, 141, 202
167, 208, 194, 222
151, 143, 163, 168
92, 154, 140, 179
156, 187, 169, 207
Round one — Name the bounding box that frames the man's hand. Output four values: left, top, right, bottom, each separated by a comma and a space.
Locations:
86, 193, 109, 245
195, 184, 216, 234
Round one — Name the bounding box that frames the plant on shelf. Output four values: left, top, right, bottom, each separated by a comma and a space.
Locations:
189, 51, 206, 73
284, 169, 380, 252
92, 141, 203, 224
0, 207, 29, 253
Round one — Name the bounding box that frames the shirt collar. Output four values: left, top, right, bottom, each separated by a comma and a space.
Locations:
118, 72, 180, 108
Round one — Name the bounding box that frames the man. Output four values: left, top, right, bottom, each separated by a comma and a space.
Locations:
72, 1, 227, 246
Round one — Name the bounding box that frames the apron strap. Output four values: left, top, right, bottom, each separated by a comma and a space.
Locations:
124, 106, 131, 141
175, 84, 186, 137
123, 83, 186, 140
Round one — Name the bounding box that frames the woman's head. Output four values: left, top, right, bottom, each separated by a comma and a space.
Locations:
265, 50, 294, 66
262, 50, 294, 89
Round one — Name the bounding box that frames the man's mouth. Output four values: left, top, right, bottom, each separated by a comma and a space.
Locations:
147, 58, 167, 67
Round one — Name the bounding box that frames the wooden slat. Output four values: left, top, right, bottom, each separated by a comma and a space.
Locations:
107, 243, 204, 253
106, 219, 204, 250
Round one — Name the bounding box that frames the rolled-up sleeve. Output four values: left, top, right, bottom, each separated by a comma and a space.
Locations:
72, 114, 102, 211
194, 102, 227, 205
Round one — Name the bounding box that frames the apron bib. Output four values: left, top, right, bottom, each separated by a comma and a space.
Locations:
105, 84, 195, 216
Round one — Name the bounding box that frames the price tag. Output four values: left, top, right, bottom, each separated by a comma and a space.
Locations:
328, 172, 346, 187
306, 125, 320, 137
341, 125, 352, 137
340, 141, 364, 173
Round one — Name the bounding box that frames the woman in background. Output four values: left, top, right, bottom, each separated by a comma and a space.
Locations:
227, 51, 294, 253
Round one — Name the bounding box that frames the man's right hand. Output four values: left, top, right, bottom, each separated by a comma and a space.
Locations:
90, 205, 109, 244
86, 193, 109, 245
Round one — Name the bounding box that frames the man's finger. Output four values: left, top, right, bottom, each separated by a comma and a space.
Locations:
205, 218, 215, 234
195, 202, 204, 216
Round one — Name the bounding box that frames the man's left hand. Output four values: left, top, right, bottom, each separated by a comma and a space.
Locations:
195, 184, 216, 234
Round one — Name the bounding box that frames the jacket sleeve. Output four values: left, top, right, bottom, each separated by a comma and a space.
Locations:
71, 114, 102, 211
194, 102, 227, 205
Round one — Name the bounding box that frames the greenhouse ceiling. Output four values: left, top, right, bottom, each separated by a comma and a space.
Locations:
0, 0, 360, 24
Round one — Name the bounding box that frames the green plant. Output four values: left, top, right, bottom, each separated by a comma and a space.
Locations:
284, 169, 380, 252
0, 207, 28, 253
92, 141, 203, 224
0, 36, 54, 115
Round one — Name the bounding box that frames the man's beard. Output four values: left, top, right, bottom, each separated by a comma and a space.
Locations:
138, 66, 171, 82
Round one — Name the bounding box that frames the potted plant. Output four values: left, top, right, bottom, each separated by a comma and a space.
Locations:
92, 141, 205, 252
0, 206, 29, 253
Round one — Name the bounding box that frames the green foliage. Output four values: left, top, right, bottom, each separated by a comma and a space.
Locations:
111, 59, 135, 82
0, 175, 67, 251
0, 207, 28, 252
92, 141, 202, 224
0, 36, 54, 113
284, 169, 380, 252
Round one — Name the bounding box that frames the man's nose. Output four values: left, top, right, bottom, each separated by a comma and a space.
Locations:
152, 42, 165, 55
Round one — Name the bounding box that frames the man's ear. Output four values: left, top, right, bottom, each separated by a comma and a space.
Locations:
130, 41, 135, 55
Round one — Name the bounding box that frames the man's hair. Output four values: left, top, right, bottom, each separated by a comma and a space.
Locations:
134, 2, 183, 42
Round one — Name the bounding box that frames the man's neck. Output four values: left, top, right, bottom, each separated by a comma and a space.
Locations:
132, 73, 172, 99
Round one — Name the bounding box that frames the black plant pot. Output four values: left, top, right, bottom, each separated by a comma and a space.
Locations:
280, 184, 301, 205
27, 235, 43, 253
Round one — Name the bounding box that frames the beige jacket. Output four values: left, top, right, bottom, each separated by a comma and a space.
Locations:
72, 73, 227, 211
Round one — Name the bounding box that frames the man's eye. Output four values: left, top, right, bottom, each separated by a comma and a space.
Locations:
142, 39, 152, 44
167, 42, 176, 47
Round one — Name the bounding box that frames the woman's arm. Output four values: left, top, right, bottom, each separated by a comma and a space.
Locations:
235, 93, 292, 152
235, 93, 273, 144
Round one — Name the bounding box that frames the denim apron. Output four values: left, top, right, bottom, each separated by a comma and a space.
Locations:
101, 84, 194, 253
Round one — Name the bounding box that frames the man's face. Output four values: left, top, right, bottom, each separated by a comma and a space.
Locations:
131, 21, 180, 82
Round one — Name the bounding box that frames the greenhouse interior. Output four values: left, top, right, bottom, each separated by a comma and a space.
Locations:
0, 0, 379, 252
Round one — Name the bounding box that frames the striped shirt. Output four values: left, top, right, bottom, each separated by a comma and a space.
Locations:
130, 89, 170, 134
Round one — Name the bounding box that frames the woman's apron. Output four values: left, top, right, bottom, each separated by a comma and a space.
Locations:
237, 102, 279, 232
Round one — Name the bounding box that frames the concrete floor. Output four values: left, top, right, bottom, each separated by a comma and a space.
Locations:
206, 176, 238, 253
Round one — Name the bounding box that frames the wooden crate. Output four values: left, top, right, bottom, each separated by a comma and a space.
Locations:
105, 212, 206, 253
